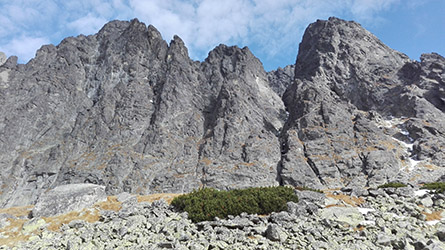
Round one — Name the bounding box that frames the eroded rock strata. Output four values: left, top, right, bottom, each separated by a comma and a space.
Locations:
0, 17, 444, 209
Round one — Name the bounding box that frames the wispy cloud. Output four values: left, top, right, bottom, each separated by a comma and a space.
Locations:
0, 0, 406, 67
350, 0, 400, 20
68, 13, 108, 36
2, 36, 50, 62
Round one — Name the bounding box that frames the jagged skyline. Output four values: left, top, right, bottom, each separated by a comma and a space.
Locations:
0, 0, 444, 71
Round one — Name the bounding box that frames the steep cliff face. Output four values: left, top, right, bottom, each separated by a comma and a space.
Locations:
280, 17, 445, 188
0, 17, 444, 207
0, 19, 284, 207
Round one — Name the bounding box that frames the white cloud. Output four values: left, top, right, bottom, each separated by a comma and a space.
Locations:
350, 0, 400, 21
128, 0, 196, 46
2, 36, 50, 63
0, 16, 14, 39
68, 13, 108, 35
2, 0, 59, 25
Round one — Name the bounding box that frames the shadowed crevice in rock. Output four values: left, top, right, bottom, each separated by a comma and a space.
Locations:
302, 143, 326, 186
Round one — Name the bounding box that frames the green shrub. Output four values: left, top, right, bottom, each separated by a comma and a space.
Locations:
377, 182, 407, 189
171, 186, 298, 222
421, 182, 445, 193
295, 186, 323, 193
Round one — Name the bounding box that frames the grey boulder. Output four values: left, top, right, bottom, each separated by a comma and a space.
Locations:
32, 183, 106, 217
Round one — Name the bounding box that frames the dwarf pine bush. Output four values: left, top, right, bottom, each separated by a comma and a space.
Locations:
171, 186, 298, 222
421, 182, 445, 193
377, 182, 407, 189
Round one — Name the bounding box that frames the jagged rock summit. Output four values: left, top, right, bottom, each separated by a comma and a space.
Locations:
0, 17, 444, 208
280, 17, 445, 189
0, 18, 284, 208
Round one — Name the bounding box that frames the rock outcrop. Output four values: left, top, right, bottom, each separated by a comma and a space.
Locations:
31, 184, 106, 217
0, 17, 444, 208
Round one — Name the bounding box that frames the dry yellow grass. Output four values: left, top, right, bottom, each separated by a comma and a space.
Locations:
325, 193, 365, 207
239, 162, 256, 167
0, 205, 35, 247
0, 205, 33, 218
44, 209, 100, 232
325, 204, 346, 208
421, 164, 439, 170
137, 193, 183, 204
0, 218, 30, 247
0, 193, 181, 247
422, 210, 443, 221
95, 196, 122, 212
200, 158, 212, 165
248, 235, 259, 240
409, 174, 422, 182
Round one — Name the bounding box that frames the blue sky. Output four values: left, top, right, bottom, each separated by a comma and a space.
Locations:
0, 0, 444, 71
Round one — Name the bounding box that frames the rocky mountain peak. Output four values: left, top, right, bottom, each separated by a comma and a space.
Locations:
279, 17, 445, 189
0, 17, 444, 209
168, 35, 189, 61
285, 17, 411, 116
97, 19, 131, 39
296, 17, 409, 77
297, 17, 409, 101
205, 44, 256, 71
0, 18, 284, 207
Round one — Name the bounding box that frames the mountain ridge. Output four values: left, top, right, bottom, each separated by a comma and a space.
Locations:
0, 17, 444, 208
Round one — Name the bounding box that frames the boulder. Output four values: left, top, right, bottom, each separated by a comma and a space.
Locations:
319, 207, 364, 227
265, 224, 288, 242
32, 184, 106, 217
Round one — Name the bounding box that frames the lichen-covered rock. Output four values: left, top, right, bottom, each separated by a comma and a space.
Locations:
319, 207, 364, 227
265, 224, 288, 242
